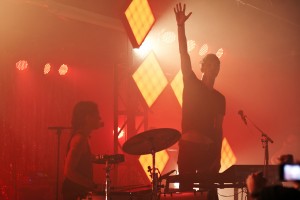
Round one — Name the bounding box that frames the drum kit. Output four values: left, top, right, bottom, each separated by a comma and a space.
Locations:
94, 128, 181, 200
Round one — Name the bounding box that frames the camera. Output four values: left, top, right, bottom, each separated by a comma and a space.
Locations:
279, 163, 300, 181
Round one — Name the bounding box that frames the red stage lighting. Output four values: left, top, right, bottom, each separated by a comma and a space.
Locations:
216, 48, 224, 58
16, 60, 28, 71
121, 0, 155, 48
44, 63, 51, 75
58, 64, 68, 75
187, 40, 196, 52
199, 44, 208, 56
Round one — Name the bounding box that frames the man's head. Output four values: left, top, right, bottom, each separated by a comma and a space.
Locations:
201, 54, 220, 77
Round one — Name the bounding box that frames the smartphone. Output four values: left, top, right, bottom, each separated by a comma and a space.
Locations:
280, 164, 300, 181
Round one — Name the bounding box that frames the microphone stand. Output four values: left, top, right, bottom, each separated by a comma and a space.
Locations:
243, 115, 274, 178
48, 126, 71, 200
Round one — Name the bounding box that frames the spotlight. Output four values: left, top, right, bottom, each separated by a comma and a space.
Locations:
187, 40, 196, 52
58, 64, 68, 75
199, 44, 208, 56
216, 48, 224, 58
16, 60, 28, 71
44, 63, 51, 75
133, 38, 153, 58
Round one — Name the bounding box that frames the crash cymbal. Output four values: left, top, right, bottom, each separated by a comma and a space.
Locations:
122, 128, 181, 155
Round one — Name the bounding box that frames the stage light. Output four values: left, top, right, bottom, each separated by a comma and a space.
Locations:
199, 44, 208, 56
44, 63, 51, 75
216, 48, 224, 58
16, 60, 28, 71
122, 0, 155, 48
133, 38, 153, 58
187, 40, 196, 52
58, 64, 68, 75
160, 30, 176, 44
132, 51, 168, 107
113, 127, 125, 139
139, 150, 169, 182
170, 71, 183, 107
219, 137, 236, 173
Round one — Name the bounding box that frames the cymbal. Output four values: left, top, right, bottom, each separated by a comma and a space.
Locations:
122, 128, 181, 155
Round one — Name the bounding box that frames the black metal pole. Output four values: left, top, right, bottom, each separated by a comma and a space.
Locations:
48, 126, 71, 200
242, 113, 274, 178
56, 129, 62, 200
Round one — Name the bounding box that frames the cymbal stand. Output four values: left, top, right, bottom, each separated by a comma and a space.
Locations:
243, 115, 274, 178
104, 160, 112, 200
151, 149, 159, 200
48, 126, 71, 200
51, 128, 62, 200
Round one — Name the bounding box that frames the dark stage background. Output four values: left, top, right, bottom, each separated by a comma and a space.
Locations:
0, 0, 299, 199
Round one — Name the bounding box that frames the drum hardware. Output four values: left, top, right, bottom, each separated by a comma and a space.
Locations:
48, 126, 72, 200
122, 128, 181, 200
93, 154, 125, 200
94, 154, 124, 165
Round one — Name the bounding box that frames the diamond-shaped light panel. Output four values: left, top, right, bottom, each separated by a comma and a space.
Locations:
139, 150, 169, 182
170, 71, 183, 107
219, 137, 237, 173
132, 51, 168, 107
124, 0, 155, 48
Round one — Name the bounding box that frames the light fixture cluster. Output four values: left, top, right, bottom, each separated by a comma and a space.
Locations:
43, 63, 69, 76
15, 60, 68, 75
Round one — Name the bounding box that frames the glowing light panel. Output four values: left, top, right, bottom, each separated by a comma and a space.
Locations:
187, 40, 196, 52
170, 71, 183, 107
58, 64, 68, 75
132, 51, 168, 107
139, 150, 169, 182
16, 60, 28, 71
199, 44, 208, 56
124, 0, 155, 48
44, 63, 51, 75
219, 137, 236, 173
216, 48, 224, 58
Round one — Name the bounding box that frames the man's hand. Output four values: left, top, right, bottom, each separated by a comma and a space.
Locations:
174, 3, 192, 26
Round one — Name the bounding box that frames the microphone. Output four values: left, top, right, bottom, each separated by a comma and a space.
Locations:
159, 170, 176, 181
238, 110, 247, 125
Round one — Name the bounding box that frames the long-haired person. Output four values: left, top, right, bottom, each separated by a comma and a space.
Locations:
62, 101, 103, 200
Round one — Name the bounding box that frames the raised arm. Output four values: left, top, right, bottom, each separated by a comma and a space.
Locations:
174, 3, 193, 76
